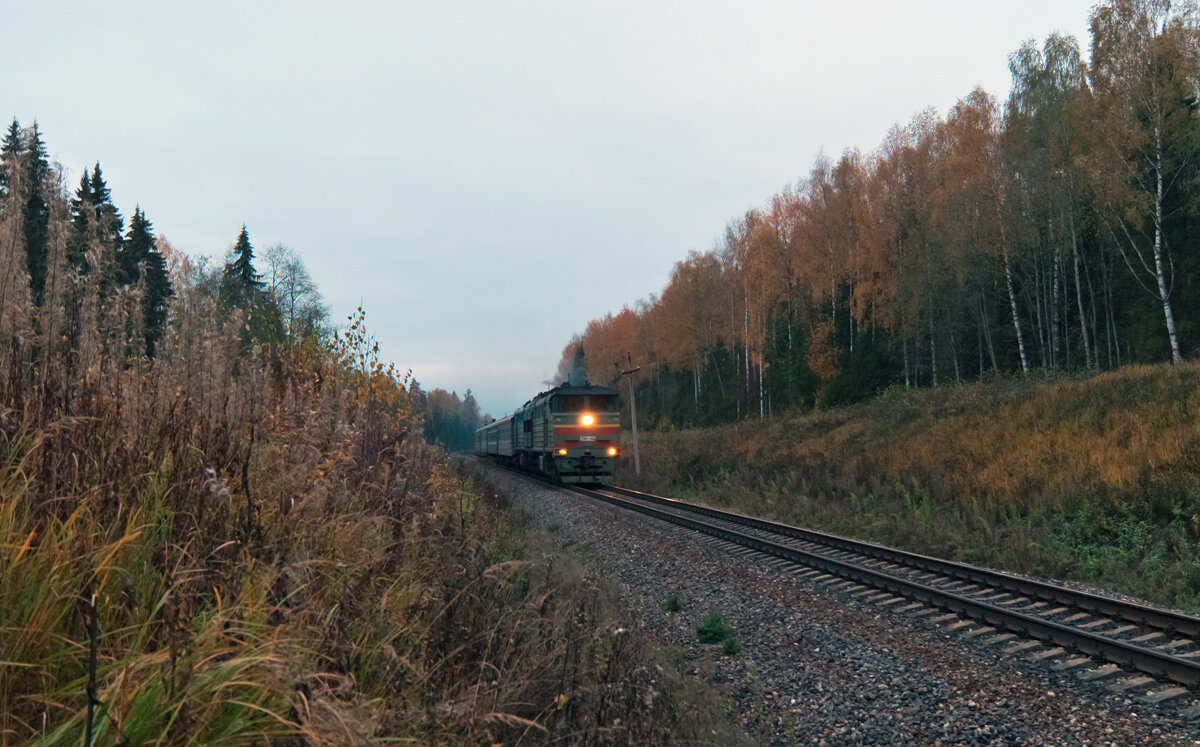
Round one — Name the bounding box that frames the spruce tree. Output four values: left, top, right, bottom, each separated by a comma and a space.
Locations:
122, 207, 173, 357
66, 170, 94, 272
143, 247, 173, 358
22, 122, 50, 304
0, 119, 21, 197
119, 206, 150, 284
90, 164, 122, 251
221, 224, 263, 310
65, 165, 121, 276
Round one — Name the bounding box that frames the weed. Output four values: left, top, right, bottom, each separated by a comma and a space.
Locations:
659, 644, 687, 662
722, 635, 742, 656
696, 612, 734, 644
662, 595, 681, 613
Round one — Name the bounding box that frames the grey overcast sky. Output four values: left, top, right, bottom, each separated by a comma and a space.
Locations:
2, 1, 1096, 416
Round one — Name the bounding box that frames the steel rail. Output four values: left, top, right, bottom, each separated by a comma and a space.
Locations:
565, 483, 1200, 687
603, 484, 1200, 640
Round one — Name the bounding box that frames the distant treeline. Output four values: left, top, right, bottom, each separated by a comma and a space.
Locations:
559, 0, 1200, 428
415, 385, 481, 451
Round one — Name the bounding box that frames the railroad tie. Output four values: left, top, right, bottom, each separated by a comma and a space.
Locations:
1107, 676, 1154, 693
1156, 638, 1193, 651
1143, 687, 1188, 703
1010, 601, 1049, 613
1001, 640, 1041, 656
975, 593, 1014, 604
1078, 663, 1122, 681
1179, 701, 1200, 719
1052, 656, 1093, 671
1028, 646, 1066, 661
1077, 618, 1113, 630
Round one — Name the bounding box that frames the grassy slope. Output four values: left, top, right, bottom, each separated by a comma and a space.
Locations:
618, 362, 1200, 611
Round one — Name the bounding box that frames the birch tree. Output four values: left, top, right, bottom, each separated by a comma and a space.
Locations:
1087, 0, 1200, 362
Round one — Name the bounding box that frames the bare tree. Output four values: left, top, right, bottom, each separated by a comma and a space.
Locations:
262, 242, 328, 337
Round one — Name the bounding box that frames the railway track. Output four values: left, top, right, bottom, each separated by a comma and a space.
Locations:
561, 480, 1200, 698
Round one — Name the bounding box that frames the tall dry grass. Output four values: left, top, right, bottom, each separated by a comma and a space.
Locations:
0, 162, 738, 744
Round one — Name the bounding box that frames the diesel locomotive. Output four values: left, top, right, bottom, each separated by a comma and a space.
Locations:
474, 377, 621, 485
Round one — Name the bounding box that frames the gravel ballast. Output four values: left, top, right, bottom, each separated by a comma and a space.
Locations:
469, 458, 1200, 746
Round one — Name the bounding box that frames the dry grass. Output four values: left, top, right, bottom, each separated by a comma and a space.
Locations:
621, 364, 1200, 610
0, 187, 739, 744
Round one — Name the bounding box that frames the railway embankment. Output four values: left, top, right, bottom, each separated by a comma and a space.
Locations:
474, 460, 1200, 745
618, 362, 1200, 613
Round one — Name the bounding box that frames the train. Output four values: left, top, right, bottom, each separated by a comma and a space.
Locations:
474, 369, 621, 485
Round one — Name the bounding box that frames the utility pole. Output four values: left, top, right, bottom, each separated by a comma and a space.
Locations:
616, 354, 641, 475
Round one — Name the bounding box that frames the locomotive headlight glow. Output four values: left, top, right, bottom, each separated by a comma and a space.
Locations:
607, 447, 618, 456
558, 448, 568, 455
580, 413, 594, 426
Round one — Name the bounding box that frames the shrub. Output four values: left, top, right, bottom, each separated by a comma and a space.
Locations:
722, 635, 742, 656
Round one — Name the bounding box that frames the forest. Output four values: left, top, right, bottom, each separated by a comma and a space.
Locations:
417, 385, 482, 450
559, 0, 1200, 428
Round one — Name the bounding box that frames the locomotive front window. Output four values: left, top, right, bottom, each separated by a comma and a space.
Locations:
556, 396, 587, 412
554, 394, 617, 412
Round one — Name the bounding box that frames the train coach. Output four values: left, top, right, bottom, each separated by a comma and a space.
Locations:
475, 381, 621, 485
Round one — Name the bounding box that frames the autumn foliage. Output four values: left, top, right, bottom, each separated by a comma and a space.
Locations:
561, 0, 1200, 428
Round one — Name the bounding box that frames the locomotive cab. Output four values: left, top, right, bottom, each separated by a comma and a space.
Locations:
548, 387, 620, 484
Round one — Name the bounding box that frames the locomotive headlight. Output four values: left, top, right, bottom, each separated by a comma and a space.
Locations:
607, 447, 618, 457
558, 448, 568, 455
580, 413, 594, 426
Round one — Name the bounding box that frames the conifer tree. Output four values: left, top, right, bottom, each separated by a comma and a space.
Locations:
122, 206, 173, 356
89, 164, 122, 251
221, 224, 263, 310
66, 170, 94, 272
22, 122, 50, 304
0, 119, 20, 197
119, 206, 148, 283
220, 225, 286, 349
143, 243, 173, 357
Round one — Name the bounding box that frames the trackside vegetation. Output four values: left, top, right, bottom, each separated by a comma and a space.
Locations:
618, 363, 1200, 612
0, 124, 737, 744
